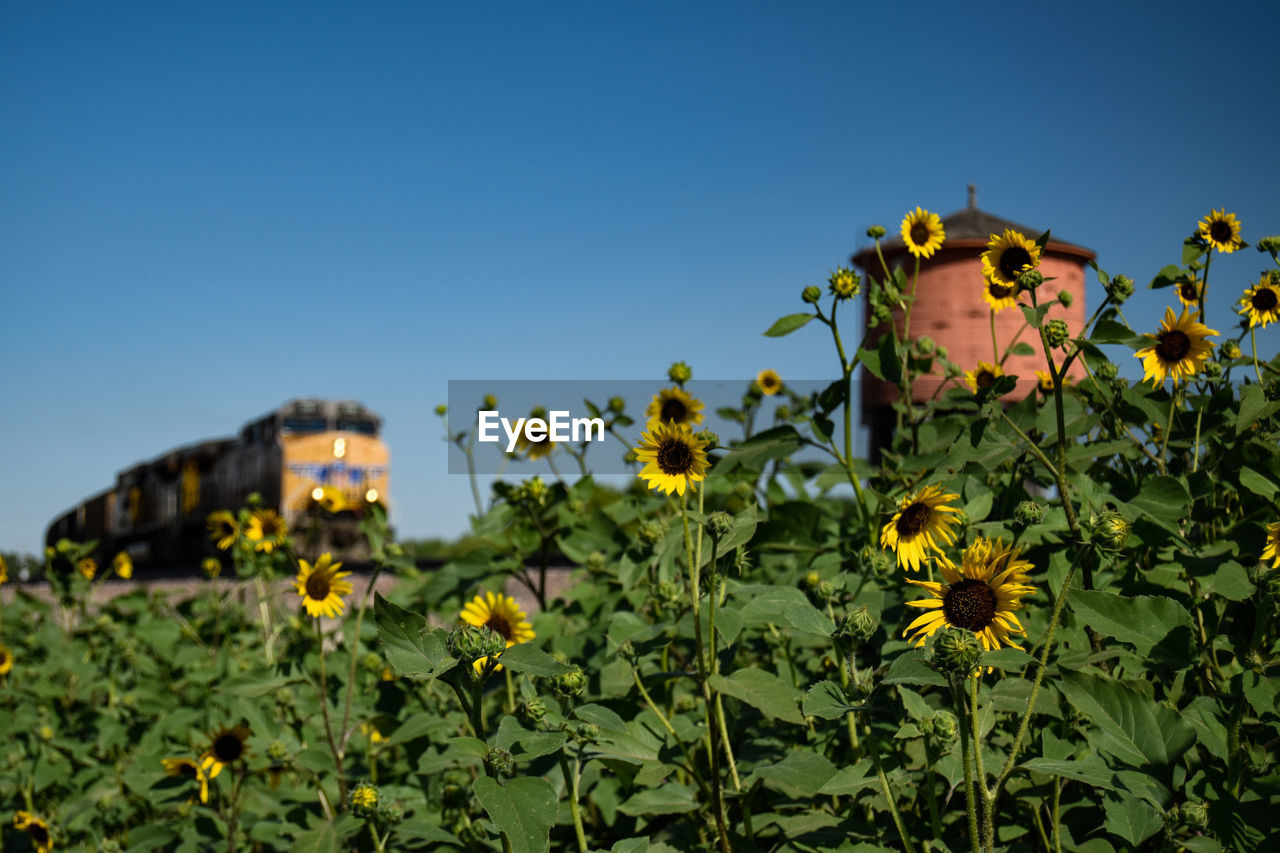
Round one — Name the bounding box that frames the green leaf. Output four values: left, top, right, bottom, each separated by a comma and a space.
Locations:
374, 594, 457, 683
494, 642, 572, 677
1126, 475, 1191, 531
1201, 560, 1255, 601
737, 585, 834, 638
802, 681, 863, 720
1007, 341, 1036, 356
1090, 319, 1141, 347
1238, 465, 1277, 499
859, 333, 902, 383
473, 776, 557, 853
980, 647, 1035, 671
749, 750, 838, 799
764, 313, 814, 337
1235, 384, 1273, 436
1148, 264, 1184, 290
1020, 302, 1052, 329
716, 426, 802, 473
1103, 794, 1162, 845
708, 668, 805, 724
1068, 590, 1193, 656
1058, 671, 1194, 768
882, 651, 946, 687
1020, 757, 1116, 790
617, 783, 698, 816
1182, 237, 1206, 265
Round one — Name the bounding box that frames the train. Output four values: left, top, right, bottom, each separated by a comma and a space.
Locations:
45, 399, 390, 569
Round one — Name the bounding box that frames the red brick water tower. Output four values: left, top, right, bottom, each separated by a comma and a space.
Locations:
851, 188, 1095, 455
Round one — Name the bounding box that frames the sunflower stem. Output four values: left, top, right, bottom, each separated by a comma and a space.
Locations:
1252, 325, 1263, 383
339, 562, 382, 754
1198, 249, 1212, 327
989, 309, 999, 363
313, 617, 347, 805
559, 754, 589, 853
972, 672, 995, 853
826, 297, 873, 530
951, 674, 981, 853
1157, 391, 1177, 476
870, 737, 917, 853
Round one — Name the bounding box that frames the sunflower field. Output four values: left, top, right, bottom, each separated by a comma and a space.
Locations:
3, 211, 1280, 853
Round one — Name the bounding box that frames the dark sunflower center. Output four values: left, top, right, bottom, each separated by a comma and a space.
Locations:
895, 502, 932, 537
656, 438, 694, 475
213, 733, 244, 762
998, 247, 1032, 280
175, 761, 198, 779
1252, 288, 1278, 311
264, 519, 282, 536
1156, 330, 1192, 361
976, 370, 995, 389
1209, 220, 1232, 243
988, 281, 1014, 299
762, 375, 778, 389
942, 578, 997, 631
1179, 281, 1197, 301
910, 222, 930, 246
28, 825, 50, 845
485, 614, 514, 641
660, 398, 687, 423
0, 650, 10, 665
305, 572, 331, 600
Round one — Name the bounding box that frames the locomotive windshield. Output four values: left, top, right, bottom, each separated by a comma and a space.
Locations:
335, 418, 378, 434
282, 416, 328, 433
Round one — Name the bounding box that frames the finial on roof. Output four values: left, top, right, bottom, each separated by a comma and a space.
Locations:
967, 184, 976, 210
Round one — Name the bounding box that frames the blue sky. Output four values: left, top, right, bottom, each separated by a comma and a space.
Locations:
2, 1, 1277, 554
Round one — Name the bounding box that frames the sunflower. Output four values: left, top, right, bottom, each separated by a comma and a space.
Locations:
0, 554, 8, 584
1239, 273, 1280, 329
206, 510, 238, 550
1135, 307, 1218, 386
645, 386, 705, 429
202, 557, 221, 578
1198, 209, 1243, 254
982, 229, 1042, 289
459, 590, 536, 673
0, 643, 13, 676
1174, 276, 1203, 309
314, 484, 348, 513
756, 369, 783, 396
903, 537, 1036, 651
244, 509, 287, 553
295, 553, 353, 619
113, 552, 133, 580
78, 557, 96, 580
901, 207, 946, 259
879, 484, 963, 573
514, 410, 555, 461
1263, 521, 1280, 569
201, 724, 251, 780
163, 756, 210, 804
981, 272, 1019, 312
12, 811, 52, 853
1034, 370, 1055, 395
634, 420, 710, 497
964, 360, 1005, 394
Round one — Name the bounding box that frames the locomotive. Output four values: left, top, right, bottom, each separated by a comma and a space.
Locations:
45, 399, 390, 569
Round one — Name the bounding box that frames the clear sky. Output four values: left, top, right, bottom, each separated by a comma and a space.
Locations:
3, 1, 1277, 554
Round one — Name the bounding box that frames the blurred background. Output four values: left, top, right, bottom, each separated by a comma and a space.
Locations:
3, 0, 1277, 556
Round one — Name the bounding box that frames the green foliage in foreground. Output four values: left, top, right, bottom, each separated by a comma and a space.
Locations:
2, 217, 1280, 852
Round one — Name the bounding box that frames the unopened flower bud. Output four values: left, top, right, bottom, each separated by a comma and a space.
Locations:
1106, 274, 1134, 303
1096, 361, 1119, 381
638, 520, 664, 545
448, 625, 505, 664
434, 404, 448, 416
828, 267, 862, 300
1203, 360, 1223, 380
881, 281, 901, 303
668, 361, 692, 384
571, 722, 599, 744
706, 511, 734, 539
1179, 801, 1210, 830
837, 604, 878, 641
774, 405, 792, 420
350, 781, 381, 818
378, 802, 405, 824
552, 666, 587, 699
802, 285, 822, 304
804, 570, 821, 588
872, 304, 893, 325
485, 747, 514, 775
1221, 340, 1242, 360
929, 627, 983, 677
694, 429, 720, 450
1013, 500, 1046, 527
1044, 319, 1070, 348
361, 652, 382, 673
1256, 235, 1280, 254
867, 225, 886, 239
519, 697, 548, 726
1018, 270, 1044, 291
915, 335, 936, 355
267, 740, 290, 761
1091, 511, 1129, 550
1057, 289, 1073, 308
482, 394, 498, 410
584, 551, 606, 573
930, 710, 959, 742
608, 396, 626, 413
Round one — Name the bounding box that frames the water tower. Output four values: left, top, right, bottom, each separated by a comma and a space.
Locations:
851, 187, 1095, 456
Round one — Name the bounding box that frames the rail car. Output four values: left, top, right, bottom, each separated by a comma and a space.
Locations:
45, 399, 390, 569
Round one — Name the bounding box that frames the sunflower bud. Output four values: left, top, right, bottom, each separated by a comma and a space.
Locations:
668, 361, 692, 384
1177, 801, 1210, 830
485, 747, 514, 775
655, 580, 682, 609
1203, 360, 1224, 380
915, 335, 936, 356
638, 520, 664, 545
1057, 289, 1074, 308
1013, 500, 1046, 527
929, 627, 983, 677
1106, 274, 1134, 303
881, 281, 901, 303
1096, 361, 1119, 381
267, 740, 290, 762
802, 285, 822, 303
607, 396, 626, 413
706, 511, 734, 539
1221, 340, 1242, 360
935, 344, 949, 360
1017, 270, 1044, 291
775, 405, 792, 420
570, 722, 599, 744
867, 224, 887, 239
694, 429, 720, 450
448, 625, 505, 664
519, 697, 548, 727
1256, 235, 1280, 255
350, 781, 381, 818
482, 394, 498, 410
803, 570, 820, 588
1044, 319, 1070, 348
361, 652, 382, 673
828, 267, 862, 300
924, 710, 959, 743
872, 303, 893, 325
552, 666, 587, 699
1091, 511, 1129, 549
836, 604, 878, 642
584, 551, 606, 573
434, 404, 448, 416
100, 842, 122, 853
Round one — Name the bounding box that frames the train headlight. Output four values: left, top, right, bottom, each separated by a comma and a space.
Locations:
365, 489, 379, 503
312, 487, 325, 501
333, 438, 346, 458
